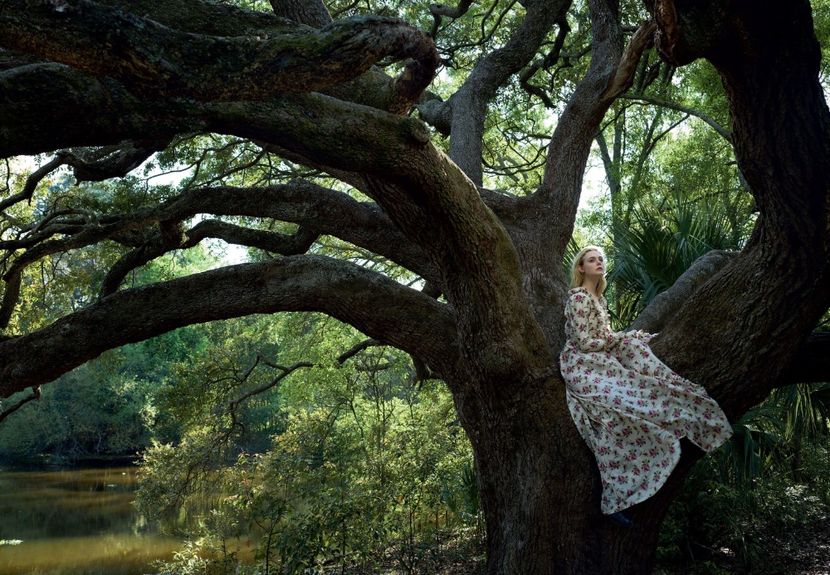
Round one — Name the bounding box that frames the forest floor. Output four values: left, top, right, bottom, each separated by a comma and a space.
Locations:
325, 518, 830, 575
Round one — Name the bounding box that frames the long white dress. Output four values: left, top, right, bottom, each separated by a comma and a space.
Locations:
560, 287, 732, 514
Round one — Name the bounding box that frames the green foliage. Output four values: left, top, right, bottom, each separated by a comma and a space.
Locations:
137, 323, 480, 575
605, 191, 750, 326
0, 242, 219, 462
0, 360, 151, 461
659, 444, 830, 574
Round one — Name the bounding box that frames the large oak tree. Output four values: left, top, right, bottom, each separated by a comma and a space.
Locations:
1, 0, 829, 572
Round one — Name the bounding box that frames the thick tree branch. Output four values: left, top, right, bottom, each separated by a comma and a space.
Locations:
0, 255, 458, 397
160, 183, 437, 281
447, 0, 571, 184
94, 0, 299, 37
631, 249, 737, 333
98, 218, 318, 298
92, 0, 422, 114
0, 2, 438, 106
1, 62, 198, 157
98, 223, 186, 298
183, 220, 318, 255
62, 139, 174, 182
601, 20, 657, 100
268, 0, 332, 28
3, 179, 439, 324
537, 2, 651, 257
5, 181, 432, 274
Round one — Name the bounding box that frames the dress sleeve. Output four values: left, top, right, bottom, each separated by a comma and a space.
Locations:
625, 329, 656, 343
565, 292, 614, 352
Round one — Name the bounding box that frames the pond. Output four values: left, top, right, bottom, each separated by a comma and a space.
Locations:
0, 466, 181, 575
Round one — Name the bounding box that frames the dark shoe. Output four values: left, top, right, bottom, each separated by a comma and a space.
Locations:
608, 511, 634, 528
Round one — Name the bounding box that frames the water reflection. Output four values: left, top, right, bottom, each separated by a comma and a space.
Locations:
0, 467, 180, 575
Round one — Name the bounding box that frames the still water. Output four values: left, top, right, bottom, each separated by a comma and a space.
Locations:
0, 467, 181, 575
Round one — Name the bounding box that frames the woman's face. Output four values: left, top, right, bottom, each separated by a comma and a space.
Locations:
579, 250, 605, 279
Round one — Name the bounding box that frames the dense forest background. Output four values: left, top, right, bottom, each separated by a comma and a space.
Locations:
1, 0, 830, 573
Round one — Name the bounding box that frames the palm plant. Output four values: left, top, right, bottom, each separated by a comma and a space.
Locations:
769, 382, 830, 480
607, 192, 746, 326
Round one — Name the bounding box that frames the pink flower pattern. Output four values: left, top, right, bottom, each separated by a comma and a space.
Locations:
560, 287, 732, 514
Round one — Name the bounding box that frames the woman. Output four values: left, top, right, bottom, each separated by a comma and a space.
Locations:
560, 245, 731, 526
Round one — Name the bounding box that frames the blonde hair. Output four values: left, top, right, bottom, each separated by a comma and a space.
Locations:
570, 245, 607, 295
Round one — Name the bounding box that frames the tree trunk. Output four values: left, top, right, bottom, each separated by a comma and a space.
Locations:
453, 369, 672, 574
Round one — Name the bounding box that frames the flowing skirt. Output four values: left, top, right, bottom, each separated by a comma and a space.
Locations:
560, 335, 732, 514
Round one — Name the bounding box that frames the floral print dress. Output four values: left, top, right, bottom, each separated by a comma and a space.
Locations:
560, 287, 732, 514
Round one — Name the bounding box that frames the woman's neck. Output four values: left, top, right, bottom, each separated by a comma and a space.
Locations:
581, 278, 601, 298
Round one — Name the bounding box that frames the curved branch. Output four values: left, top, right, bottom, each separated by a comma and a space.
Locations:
160, 183, 437, 281
0, 2, 438, 106
429, 0, 475, 38
98, 220, 187, 298
0, 255, 458, 397
0, 155, 65, 212
3, 180, 438, 323
99, 244, 170, 299
63, 139, 174, 182
183, 220, 318, 255
0, 138, 172, 211
619, 94, 732, 143
0, 386, 40, 423
537, 7, 653, 253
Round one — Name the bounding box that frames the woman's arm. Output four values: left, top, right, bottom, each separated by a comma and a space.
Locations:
565, 292, 616, 352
